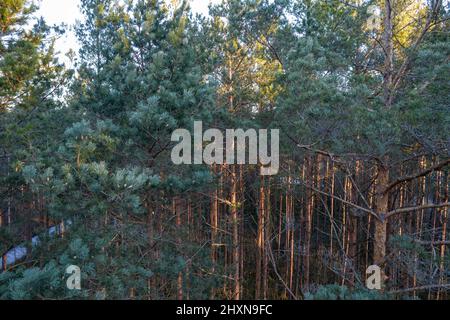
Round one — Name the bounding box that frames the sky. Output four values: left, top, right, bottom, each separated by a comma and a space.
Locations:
35, 0, 221, 66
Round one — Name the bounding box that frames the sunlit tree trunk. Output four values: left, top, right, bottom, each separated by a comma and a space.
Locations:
174, 198, 183, 300
263, 179, 271, 299
438, 172, 448, 300
373, 0, 394, 269
374, 165, 389, 265
210, 165, 219, 299
305, 155, 314, 291
231, 165, 240, 300
256, 175, 265, 299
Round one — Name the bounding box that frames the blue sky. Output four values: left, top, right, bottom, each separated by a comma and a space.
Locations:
35, 0, 220, 66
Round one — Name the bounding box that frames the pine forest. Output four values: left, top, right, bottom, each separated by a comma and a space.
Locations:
0, 0, 449, 301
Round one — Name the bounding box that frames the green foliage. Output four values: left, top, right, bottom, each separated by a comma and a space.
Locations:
305, 284, 390, 300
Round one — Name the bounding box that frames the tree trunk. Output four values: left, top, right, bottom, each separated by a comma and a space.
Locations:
174, 198, 183, 300
210, 165, 219, 299
231, 165, 240, 300
263, 180, 270, 299
373, 0, 394, 269
256, 175, 265, 299
374, 165, 389, 265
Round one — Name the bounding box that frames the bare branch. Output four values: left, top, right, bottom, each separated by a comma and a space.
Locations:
391, 0, 443, 94
385, 202, 450, 219
384, 158, 450, 193
390, 284, 450, 294
413, 239, 450, 246
295, 177, 381, 221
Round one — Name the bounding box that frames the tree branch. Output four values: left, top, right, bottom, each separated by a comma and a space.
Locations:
384, 158, 450, 193
390, 0, 442, 94
385, 202, 450, 219
413, 239, 450, 246
390, 284, 450, 294
295, 176, 381, 221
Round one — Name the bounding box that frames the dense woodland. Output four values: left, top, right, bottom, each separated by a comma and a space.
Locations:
0, 0, 449, 300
